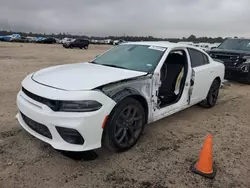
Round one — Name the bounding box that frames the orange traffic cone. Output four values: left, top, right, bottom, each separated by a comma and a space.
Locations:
191, 134, 217, 179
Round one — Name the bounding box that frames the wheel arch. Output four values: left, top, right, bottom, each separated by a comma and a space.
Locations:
101, 88, 149, 150
107, 88, 149, 124
214, 76, 221, 86
202, 76, 222, 101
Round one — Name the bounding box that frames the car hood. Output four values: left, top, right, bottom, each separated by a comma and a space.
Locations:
210, 48, 250, 55
32, 62, 147, 91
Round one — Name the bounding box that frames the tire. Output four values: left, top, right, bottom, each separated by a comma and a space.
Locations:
84, 45, 88, 49
199, 79, 220, 108
102, 97, 146, 152
79, 47, 83, 49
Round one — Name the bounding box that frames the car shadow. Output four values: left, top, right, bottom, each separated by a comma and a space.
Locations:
59, 150, 99, 161
57, 148, 114, 161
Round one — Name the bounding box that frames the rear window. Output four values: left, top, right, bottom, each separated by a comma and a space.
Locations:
188, 48, 209, 67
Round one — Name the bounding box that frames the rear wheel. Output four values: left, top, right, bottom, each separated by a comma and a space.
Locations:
199, 79, 220, 108
84, 45, 88, 49
102, 97, 145, 152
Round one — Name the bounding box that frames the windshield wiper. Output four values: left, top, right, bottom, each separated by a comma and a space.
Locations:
90, 61, 129, 70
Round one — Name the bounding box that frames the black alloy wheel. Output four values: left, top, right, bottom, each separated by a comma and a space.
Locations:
114, 105, 143, 147
103, 97, 145, 152
200, 79, 220, 108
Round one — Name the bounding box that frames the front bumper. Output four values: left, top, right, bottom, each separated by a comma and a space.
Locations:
16, 77, 116, 151
224, 65, 249, 80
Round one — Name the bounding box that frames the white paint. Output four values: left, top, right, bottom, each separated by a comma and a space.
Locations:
148, 46, 166, 51
16, 41, 225, 152
32, 62, 147, 91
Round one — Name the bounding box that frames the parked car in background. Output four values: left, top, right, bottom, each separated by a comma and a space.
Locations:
34, 37, 46, 43
16, 42, 224, 153
0, 34, 21, 42
113, 39, 125, 45
55, 38, 60, 44
37, 37, 57, 44
209, 38, 250, 84
63, 38, 89, 49
177, 41, 194, 46
60, 38, 74, 44
26, 37, 35, 43
10, 36, 29, 43
91, 39, 99, 44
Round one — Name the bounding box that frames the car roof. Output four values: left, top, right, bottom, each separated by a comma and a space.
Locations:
122, 41, 203, 51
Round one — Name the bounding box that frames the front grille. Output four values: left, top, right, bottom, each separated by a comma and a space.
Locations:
210, 52, 240, 67
21, 112, 52, 139
22, 87, 60, 111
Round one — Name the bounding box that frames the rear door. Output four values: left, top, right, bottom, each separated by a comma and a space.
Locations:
188, 48, 214, 104
73, 39, 80, 47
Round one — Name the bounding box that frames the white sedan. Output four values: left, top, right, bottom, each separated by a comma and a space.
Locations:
16, 42, 225, 152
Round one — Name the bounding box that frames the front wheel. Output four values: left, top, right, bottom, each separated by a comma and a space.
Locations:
102, 97, 146, 152
199, 79, 220, 108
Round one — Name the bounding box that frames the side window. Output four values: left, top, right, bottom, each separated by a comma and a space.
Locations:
203, 54, 209, 64
188, 48, 209, 67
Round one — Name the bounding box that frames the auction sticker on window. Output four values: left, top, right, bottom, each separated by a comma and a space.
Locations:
148, 46, 166, 52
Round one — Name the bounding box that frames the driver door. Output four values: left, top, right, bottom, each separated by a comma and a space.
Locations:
152, 48, 192, 122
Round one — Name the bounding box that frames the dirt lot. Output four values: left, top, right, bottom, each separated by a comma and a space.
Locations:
0, 42, 250, 188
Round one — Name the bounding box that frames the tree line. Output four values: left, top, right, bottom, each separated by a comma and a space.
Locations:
0, 30, 226, 43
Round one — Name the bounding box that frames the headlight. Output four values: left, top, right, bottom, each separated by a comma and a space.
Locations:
58, 100, 102, 112
243, 56, 250, 64
241, 56, 250, 72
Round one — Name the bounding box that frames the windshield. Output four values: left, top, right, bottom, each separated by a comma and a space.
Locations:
217, 39, 250, 51
92, 44, 166, 72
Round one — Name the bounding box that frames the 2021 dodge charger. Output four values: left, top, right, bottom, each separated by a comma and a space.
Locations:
16, 42, 225, 152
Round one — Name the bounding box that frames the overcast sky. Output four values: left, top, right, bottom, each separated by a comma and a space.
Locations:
0, 0, 249, 38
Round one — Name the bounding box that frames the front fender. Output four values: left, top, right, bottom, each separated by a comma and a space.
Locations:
107, 88, 142, 103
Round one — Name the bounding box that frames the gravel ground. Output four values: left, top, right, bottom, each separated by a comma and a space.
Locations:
0, 42, 249, 188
